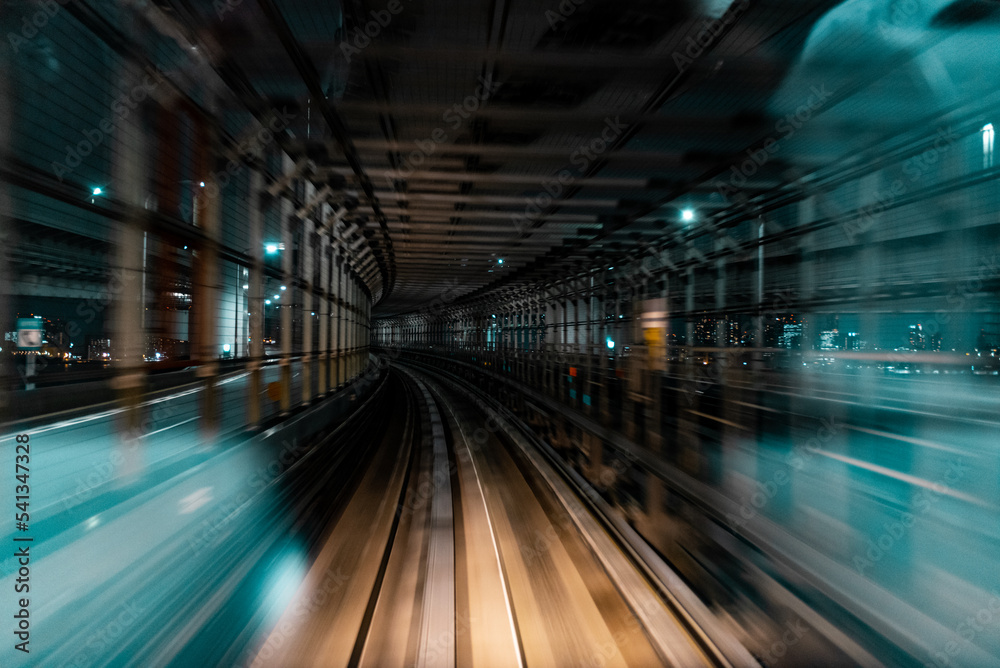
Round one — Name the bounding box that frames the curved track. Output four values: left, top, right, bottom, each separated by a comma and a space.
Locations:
251, 363, 747, 668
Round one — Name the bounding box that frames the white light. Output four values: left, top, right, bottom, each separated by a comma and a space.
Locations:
199, 181, 205, 187
311, 312, 316, 316
984, 123, 995, 169
223, 344, 231, 353
280, 285, 286, 291
265, 299, 272, 304
498, 258, 504, 264
606, 338, 615, 349
681, 208, 695, 222
243, 284, 249, 289
274, 294, 280, 299
266, 244, 279, 254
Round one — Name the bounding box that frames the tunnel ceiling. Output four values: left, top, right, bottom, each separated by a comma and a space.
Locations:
150, 0, 918, 314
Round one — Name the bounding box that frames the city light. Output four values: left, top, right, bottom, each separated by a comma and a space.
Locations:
497, 258, 504, 265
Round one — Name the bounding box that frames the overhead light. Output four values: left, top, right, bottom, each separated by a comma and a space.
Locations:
273, 294, 280, 299
280, 285, 286, 291
265, 299, 272, 305
681, 208, 695, 222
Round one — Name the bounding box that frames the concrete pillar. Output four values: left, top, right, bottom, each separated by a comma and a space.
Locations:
332, 251, 342, 388
279, 195, 294, 415
680, 259, 699, 475
301, 217, 314, 405
247, 172, 265, 426
317, 229, 330, 396
109, 66, 150, 473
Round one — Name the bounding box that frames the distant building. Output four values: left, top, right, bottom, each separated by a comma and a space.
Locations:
87, 336, 111, 361
844, 332, 861, 351
819, 329, 840, 350
780, 323, 802, 349
908, 324, 926, 350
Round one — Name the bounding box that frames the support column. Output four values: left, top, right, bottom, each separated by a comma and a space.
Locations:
110, 68, 149, 474
301, 217, 314, 405
247, 171, 265, 426
331, 251, 342, 389
191, 119, 223, 441
279, 189, 294, 415
318, 229, 330, 396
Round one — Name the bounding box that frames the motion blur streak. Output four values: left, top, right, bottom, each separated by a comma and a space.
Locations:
3, 0, 1000, 666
